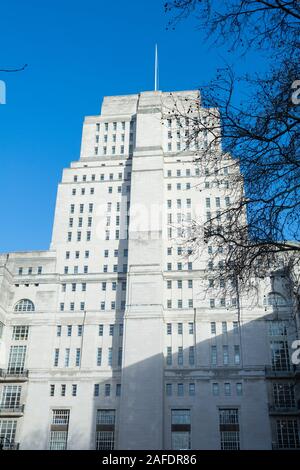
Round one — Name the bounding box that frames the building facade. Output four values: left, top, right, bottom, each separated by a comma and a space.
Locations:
0, 90, 299, 450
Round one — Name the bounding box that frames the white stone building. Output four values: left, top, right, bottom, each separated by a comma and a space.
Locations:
0, 90, 299, 450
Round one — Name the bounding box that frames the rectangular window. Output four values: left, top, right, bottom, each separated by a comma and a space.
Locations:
97, 348, 102, 366
223, 345, 229, 365
268, 321, 288, 336
94, 384, 100, 397
178, 383, 184, 396
54, 349, 59, 367
178, 347, 183, 366
171, 410, 191, 450
189, 383, 195, 396
236, 383, 243, 396
64, 349, 70, 367
271, 340, 290, 371
95, 410, 115, 450
234, 345, 240, 365
75, 348, 81, 367
212, 383, 219, 396
166, 347, 172, 366
118, 348, 122, 367
211, 346, 217, 366
219, 409, 240, 450
108, 348, 113, 366
12, 326, 29, 341
8, 346, 26, 374
49, 410, 70, 450
273, 383, 295, 409
0, 420, 17, 449
189, 346, 195, 366
0, 385, 21, 409
276, 419, 300, 449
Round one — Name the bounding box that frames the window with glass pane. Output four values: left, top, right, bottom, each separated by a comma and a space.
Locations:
49, 431, 68, 450
171, 410, 191, 450
276, 419, 300, 449
0, 420, 17, 449
223, 345, 229, 365
265, 293, 287, 307
1, 386, 21, 409
49, 410, 70, 450
211, 346, 217, 365
97, 409, 115, 425
271, 341, 290, 371
14, 299, 35, 312
52, 409, 70, 425
178, 347, 183, 366
166, 347, 172, 366
268, 321, 288, 336
95, 409, 115, 450
8, 346, 26, 374
96, 431, 114, 450
273, 383, 295, 408
12, 325, 29, 340
219, 408, 240, 450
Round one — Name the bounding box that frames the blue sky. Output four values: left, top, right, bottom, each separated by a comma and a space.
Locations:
0, 0, 265, 252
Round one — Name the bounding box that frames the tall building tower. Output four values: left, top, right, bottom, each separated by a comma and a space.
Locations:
0, 90, 299, 450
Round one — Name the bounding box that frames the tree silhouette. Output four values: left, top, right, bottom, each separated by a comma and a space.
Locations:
164, 0, 300, 291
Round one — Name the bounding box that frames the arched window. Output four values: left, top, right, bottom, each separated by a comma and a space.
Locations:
264, 292, 287, 307
14, 299, 35, 312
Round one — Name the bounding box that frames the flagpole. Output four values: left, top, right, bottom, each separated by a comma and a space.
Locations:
155, 44, 158, 91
